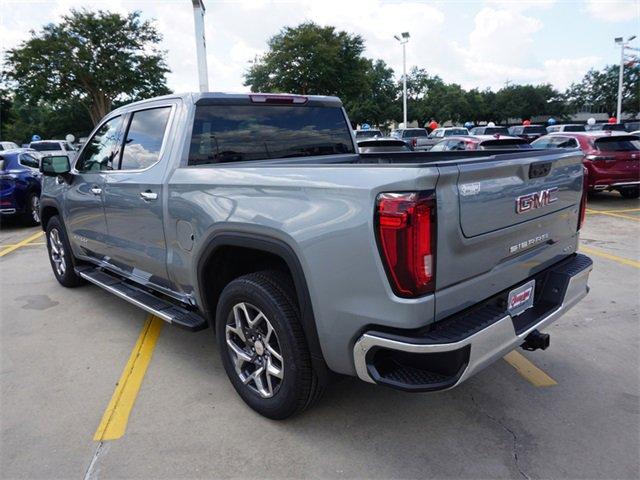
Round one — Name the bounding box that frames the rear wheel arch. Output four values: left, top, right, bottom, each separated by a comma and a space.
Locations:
195, 231, 329, 380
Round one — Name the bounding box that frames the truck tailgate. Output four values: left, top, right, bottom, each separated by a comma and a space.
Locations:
458, 151, 582, 237
433, 150, 584, 320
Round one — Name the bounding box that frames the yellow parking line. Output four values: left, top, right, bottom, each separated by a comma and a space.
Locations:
0, 231, 44, 258
580, 245, 640, 269
586, 208, 640, 221
594, 208, 640, 214
94, 315, 163, 441
503, 350, 557, 387
0, 241, 45, 248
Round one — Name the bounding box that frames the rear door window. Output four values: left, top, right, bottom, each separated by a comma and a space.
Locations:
188, 105, 354, 165
120, 107, 172, 170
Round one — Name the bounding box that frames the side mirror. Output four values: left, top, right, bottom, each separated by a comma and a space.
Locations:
40, 155, 71, 176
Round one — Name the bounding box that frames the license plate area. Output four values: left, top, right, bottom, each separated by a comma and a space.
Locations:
507, 280, 535, 317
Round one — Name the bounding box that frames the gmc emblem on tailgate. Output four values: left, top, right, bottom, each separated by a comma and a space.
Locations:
516, 187, 558, 214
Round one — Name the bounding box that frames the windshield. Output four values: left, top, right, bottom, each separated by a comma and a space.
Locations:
188, 105, 355, 164
444, 129, 469, 136
594, 137, 640, 152
355, 130, 382, 138
562, 125, 585, 132
523, 126, 546, 134
30, 142, 61, 151
483, 127, 509, 135
404, 129, 427, 138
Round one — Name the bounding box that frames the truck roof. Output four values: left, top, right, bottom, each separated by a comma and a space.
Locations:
111, 92, 343, 115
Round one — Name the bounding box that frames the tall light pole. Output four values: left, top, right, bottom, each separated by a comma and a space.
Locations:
192, 0, 209, 92
394, 32, 410, 127
614, 35, 636, 122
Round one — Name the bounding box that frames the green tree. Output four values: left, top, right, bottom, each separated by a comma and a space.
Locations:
493, 84, 566, 123
347, 59, 400, 126
244, 22, 369, 111
4, 9, 171, 126
565, 64, 640, 117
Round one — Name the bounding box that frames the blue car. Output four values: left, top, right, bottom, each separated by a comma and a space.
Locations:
0, 149, 43, 225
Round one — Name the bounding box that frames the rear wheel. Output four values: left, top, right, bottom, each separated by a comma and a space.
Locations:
619, 186, 640, 199
45, 216, 85, 287
215, 270, 323, 419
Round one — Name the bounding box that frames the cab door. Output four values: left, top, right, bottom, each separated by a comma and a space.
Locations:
63, 115, 123, 261
102, 105, 174, 290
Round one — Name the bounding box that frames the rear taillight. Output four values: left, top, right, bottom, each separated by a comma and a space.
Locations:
578, 166, 588, 231
411, 138, 417, 147
375, 192, 436, 297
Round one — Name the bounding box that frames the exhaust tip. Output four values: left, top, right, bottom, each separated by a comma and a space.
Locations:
522, 330, 550, 351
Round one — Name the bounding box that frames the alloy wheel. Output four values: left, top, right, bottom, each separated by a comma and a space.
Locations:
225, 302, 284, 398
31, 195, 40, 224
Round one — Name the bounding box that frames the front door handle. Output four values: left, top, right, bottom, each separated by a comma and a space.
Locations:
90, 186, 102, 195
140, 191, 158, 201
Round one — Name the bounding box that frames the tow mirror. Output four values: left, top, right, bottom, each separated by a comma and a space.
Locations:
40, 155, 71, 176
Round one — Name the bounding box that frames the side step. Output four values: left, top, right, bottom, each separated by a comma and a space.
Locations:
76, 266, 207, 331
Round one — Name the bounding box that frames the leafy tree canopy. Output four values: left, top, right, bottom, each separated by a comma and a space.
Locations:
244, 22, 399, 126
4, 9, 171, 126
565, 63, 640, 116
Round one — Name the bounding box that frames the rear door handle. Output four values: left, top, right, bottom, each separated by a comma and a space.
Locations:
90, 186, 102, 195
140, 191, 158, 201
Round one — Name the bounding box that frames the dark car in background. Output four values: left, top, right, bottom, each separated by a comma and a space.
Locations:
469, 126, 509, 135
356, 138, 413, 153
430, 135, 532, 151
0, 149, 43, 225
532, 132, 640, 198
508, 125, 547, 142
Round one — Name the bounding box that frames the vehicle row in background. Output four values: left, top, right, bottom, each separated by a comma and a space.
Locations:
430, 134, 532, 151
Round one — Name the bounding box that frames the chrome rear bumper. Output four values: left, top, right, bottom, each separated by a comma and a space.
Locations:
353, 254, 592, 391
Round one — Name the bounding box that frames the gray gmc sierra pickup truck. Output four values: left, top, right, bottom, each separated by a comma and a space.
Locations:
39, 92, 592, 419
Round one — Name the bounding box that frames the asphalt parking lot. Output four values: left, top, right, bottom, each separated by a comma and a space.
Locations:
1, 192, 638, 480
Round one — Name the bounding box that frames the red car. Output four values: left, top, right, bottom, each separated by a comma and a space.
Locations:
532, 132, 640, 198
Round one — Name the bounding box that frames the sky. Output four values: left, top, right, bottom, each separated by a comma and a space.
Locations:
1, 0, 638, 94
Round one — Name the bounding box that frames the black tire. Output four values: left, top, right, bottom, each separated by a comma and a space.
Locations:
619, 186, 640, 199
22, 191, 41, 226
215, 270, 324, 419
45, 216, 85, 288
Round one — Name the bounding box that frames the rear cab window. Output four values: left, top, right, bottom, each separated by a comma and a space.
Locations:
594, 137, 640, 152
480, 139, 532, 150
188, 104, 355, 165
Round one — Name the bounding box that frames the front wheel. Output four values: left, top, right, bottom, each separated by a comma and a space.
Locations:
215, 270, 323, 419
45, 216, 85, 287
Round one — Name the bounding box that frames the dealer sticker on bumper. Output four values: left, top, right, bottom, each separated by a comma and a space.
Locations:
507, 279, 535, 317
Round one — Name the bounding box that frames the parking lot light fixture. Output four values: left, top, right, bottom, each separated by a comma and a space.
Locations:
615, 35, 637, 122
395, 32, 410, 127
